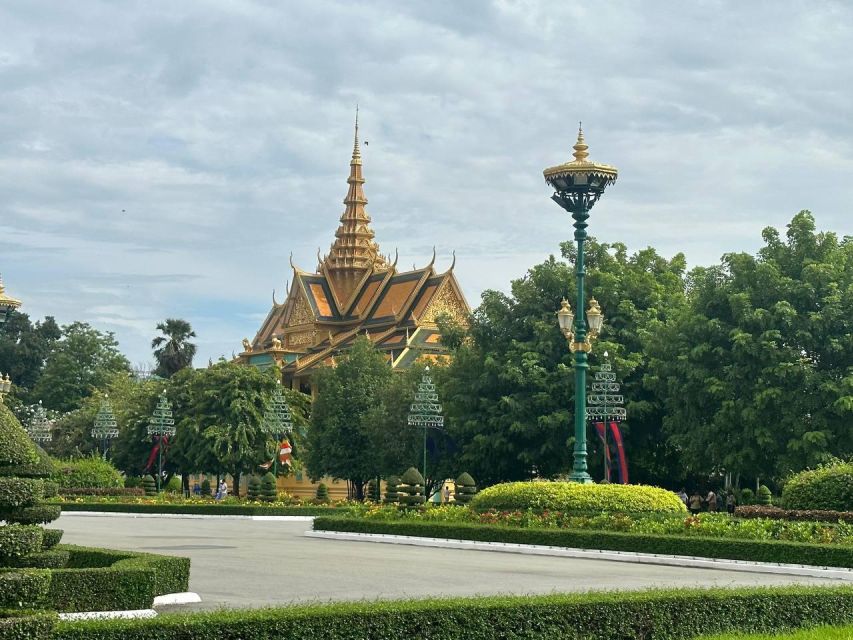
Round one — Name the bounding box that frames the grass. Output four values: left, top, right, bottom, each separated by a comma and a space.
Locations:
698, 625, 853, 639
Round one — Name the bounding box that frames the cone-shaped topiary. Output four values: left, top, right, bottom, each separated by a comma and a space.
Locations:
454, 472, 477, 505
141, 475, 157, 496
383, 475, 400, 504
260, 472, 277, 502
246, 475, 261, 501
757, 484, 773, 506
0, 402, 59, 637
200, 478, 211, 496
366, 478, 381, 502
315, 482, 329, 503
398, 467, 425, 510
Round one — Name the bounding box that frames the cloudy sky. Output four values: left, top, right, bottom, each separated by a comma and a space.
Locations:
2, 1, 851, 366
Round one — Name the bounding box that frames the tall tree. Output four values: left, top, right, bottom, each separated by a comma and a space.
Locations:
34, 322, 129, 412
648, 211, 853, 484
0, 311, 61, 399
304, 337, 392, 499
151, 318, 197, 378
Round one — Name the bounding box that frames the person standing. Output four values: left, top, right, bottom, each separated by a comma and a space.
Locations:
677, 488, 689, 508
706, 489, 718, 513
689, 491, 703, 515
726, 491, 737, 514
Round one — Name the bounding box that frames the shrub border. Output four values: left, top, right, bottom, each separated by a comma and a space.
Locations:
57, 502, 350, 517
53, 586, 853, 640
46, 545, 190, 613
313, 517, 853, 569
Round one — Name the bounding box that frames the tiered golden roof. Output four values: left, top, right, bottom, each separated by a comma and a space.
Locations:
0, 275, 22, 312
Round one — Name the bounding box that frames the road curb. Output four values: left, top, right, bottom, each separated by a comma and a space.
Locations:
59, 511, 315, 521
305, 530, 853, 581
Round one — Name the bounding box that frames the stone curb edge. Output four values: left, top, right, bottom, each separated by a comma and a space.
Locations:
60, 511, 315, 521
305, 530, 853, 582
57, 592, 202, 621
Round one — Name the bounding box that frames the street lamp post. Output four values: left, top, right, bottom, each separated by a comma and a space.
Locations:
586, 352, 627, 482
92, 395, 120, 458
407, 366, 444, 497
545, 126, 618, 483
27, 401, 53, 443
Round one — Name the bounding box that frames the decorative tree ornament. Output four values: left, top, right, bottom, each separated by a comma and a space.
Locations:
407, 366, 444, 490
27, 400, 53, 442
586, 354, 627, 483
147, 391, 175, 491
92, 395, 119, 457
260, 382, 293, 475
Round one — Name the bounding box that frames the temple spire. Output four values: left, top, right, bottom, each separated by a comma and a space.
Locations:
323, 110, 389, 302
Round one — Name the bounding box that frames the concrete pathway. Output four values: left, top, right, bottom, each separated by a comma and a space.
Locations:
57, 513, 849, 611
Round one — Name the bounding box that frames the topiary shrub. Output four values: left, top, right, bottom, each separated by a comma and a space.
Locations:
123, 476, 142, 489
757, 484, 773, 506
141, 475, 157, 496
398, 467, 425, 510
52, 456, 123, 490
454, 472, 477, 505
0, 403, 58, 638
470, 480, 687, 514
782, 461, 853, 512
200, 478, 212, 496
315, 483, 329, 503
246, 475, 261, 501
366, 479, 381, 502
260, 473, 277, 503
384, 475, 400, 504
740, 488, 755, 505
164, 476, 181, 494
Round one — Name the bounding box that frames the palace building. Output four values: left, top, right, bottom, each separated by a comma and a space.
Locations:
238, 117, 470, 393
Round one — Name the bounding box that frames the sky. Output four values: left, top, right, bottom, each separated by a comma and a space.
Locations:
1, 1, 852, 367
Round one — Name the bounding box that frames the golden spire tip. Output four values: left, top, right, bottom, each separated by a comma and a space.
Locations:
572, 121, 589, 162
352, 105, 360, 158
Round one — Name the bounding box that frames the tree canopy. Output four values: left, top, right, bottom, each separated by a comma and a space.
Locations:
152, 318, 197, 378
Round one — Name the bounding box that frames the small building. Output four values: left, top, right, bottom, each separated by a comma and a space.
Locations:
238, 119, 470, 392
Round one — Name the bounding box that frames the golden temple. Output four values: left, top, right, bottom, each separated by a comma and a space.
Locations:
239, 114, 470, 392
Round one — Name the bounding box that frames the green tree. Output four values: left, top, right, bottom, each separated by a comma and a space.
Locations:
151, 318, 197, 378
0, 311, 61, 399
34, 322, 130, 412
305, 337, 391, 499
440, 240, 688, 487
648, 211, 853, 484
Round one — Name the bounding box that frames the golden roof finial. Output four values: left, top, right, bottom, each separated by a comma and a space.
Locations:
352, 104, 361, 162
0, 274, 22, 312
572, 121, 589, 163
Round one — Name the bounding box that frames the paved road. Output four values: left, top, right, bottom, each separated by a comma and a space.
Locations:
57, 514, 846, 611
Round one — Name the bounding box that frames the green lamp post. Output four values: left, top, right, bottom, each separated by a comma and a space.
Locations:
545, 125, 618, 483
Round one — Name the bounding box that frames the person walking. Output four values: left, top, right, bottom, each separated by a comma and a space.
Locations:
726, 491, 737, 515
689, 491, 703, 515
215, 479, 228, 501
705, 489, 718, 513
677, 488, 689, 508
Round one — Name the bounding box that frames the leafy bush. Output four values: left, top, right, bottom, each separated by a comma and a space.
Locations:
740, 488, 755, 505
123, 476, 142, 489
56, 502, 349, 516
471, 481, 687, 514
9, 549, 70, 569
51, 586, 853, 640
0, 404, 38, 468
59, 487, 145, 497
246, 475, 260, 501
782, 461, 853, 512
736, 505, 853, 524
0, 569, 51, 609
0, 504, 62, 526
52, 457, 122, 490
366, 479, 380, 502
47, 544, 190, 612
163, 476, 182, 494
0, 610, 56, 640
398, 467, 425, 510
260, 473, 277, 503
141, 476, 156, 496
0, 478, 44, 509
314, 518, 853, 568
200, 479, 211, 496
40, 530, 63, 550
454, 472, 477, 505
0, 525, 43, 563
383, 475, 400, 504
757, 485, 772, 505
315, 483, 329, 503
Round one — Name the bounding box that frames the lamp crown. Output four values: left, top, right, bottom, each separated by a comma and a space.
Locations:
572, 123, 589, 162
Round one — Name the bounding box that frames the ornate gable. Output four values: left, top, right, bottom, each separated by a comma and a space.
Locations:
287, 288, 315, 328
420, 278, 469, 326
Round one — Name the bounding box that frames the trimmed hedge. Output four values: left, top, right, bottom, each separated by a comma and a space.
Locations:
313, 517, 853, 568
47, 545, 190, 613
53, 457, 123, 490
56, 502, 349, 516
39, 530, 62, 550
9, 549, 70, 569
0, 405, 38, 468
0, 505, 62, 526
0, 478, 44, 509
0, 569, 51, 609
58, 488, 145, 498
0, 610, 56, 640
736, 505, 853, 524
782, 462, 853, 512
53, 586, 853, 640
471, 480, 687, 514
0, 526, 43, 562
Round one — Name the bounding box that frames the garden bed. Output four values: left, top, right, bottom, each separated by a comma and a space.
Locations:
313, 517, 853, 568
52, 586, 853, 640
58, 502, 350, 517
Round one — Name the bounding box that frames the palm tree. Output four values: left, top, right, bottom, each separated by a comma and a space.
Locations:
151, 319, 197, 377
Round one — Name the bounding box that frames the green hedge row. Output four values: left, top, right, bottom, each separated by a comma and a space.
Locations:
58, 502, 349, 516
0, 569, 51, 609
0, 477, 43, 509
46, 545, 190, 613
313, 517, 853, 569
0, 525, 43, 562
0, 610, 56, 640
54, 586, 853, 640
0, 504, 62, 526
